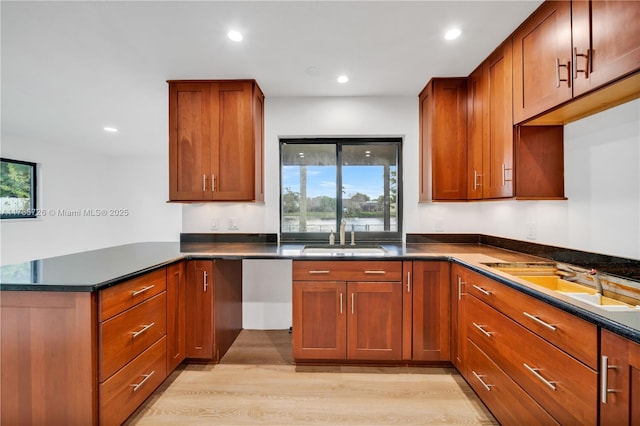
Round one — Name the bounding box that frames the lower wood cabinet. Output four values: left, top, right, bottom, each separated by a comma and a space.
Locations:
466, 339, 558, 425
167, 261, 187, 372
292, 260, 451, 363
600, 329, 640, 425
185, 259, 243, 362
292, 260, 404, 362
411, 261, 451, 361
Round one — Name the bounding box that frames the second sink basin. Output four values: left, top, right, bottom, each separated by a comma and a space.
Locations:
516, 276, 595, 293
559, 292, 635, 310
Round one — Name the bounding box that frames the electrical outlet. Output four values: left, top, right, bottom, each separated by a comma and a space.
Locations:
210, 218, 218, 231
526, 222, 537, 240
227, 217, 239, 230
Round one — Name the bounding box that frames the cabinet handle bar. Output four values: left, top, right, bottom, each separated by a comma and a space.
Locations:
364, 270, 386, 275
309, 270, 330, 274
339, 293, 343, 315
130, 371, 155, 392
472, 322, 493, 338
407, 271, 411, 293
523, 312, 557, 331
472, 284, 492, 296
523, 363, 557, 391
131, 285, 155, 297
131, 322, 155, 338
472, 371, 493, 392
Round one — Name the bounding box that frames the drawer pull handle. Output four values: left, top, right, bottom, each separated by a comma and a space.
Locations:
309, 270, 330, 274
523, 312, 557, 331
472, 371, 493, 392
523, 363, 557, 391
472, 285, 492, 296
364, 270, 386, 275
472, 322, 493, 338
457, 276, 466, 300
130, 371, 155, 392
131, 285, 155, 297
601, 355, 617, 404
131, 322, 155, 338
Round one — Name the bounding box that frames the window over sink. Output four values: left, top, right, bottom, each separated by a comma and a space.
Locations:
280, 137, 402, 242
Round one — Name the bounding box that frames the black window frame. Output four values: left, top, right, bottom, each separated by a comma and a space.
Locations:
0, 157, 38, 219
279, 137, 403, 243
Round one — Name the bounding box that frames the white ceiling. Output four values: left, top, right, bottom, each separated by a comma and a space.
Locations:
1, 0, 543, 156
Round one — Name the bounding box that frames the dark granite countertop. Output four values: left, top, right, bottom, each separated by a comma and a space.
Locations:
2, 239, 639, 344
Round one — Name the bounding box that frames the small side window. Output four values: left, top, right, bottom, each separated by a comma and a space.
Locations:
1, 158, 37, 219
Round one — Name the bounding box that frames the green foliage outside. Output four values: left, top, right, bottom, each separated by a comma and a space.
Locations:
1, 161, 32, 198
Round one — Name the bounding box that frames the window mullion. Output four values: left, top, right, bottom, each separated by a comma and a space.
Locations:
335, 143, 343, 233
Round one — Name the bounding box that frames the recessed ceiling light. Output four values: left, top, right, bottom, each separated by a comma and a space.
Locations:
444, 28, 462, 41
104, 127, 118, 133
337, 75, 349, 84
227, 30, 243, 42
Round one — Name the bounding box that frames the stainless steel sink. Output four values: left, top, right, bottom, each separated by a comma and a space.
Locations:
301, 245, 387, 256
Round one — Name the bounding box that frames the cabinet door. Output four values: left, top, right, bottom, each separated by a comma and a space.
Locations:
466, 66, 484, 200
451, 265, 468, 376
412, 261, 451, 361
573, 0, 640, 96
513, 1, 572, 123
348, 282, 402, 360
210, 81, 255, 201
292, 281, 347, 360
419, 79, 468, 201
600, 329, 631, 425
167, 262, 186, 372
482, 40, 513, 198
185, 260, 214, 359
169, 82, 212, 201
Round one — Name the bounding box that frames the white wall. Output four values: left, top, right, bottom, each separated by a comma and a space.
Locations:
183, 97, 640, 260
0, 135, 181, 265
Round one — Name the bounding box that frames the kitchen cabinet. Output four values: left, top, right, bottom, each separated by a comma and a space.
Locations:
512, 1, 574, 124
571, 0, 640, 97
292, 261, 403, 361
600, 329, 640, 425
98, 269, 168, 426
460, 265, 598, 424
513, 0, 640, 124
168, 80, 264, 202
167, 261, 186, 372
411, 261, 450, 361
450, 264, 468, 375
466, 65, 483, 200
185, 259, 243, 362
481, 39, 513, 199
515, 125, 565, 199
419, 78, 468, 201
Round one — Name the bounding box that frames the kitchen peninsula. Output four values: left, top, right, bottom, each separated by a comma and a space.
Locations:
2, 234, 640, 425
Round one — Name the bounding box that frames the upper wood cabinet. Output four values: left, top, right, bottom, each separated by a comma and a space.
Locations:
513, 1, 573, 124
418, 78, 468, 201
513, 0, 640, 124
168, 80, 264, 202
466, 65, 484, 200
482, 40, 514, 199
572, 0, 640, 97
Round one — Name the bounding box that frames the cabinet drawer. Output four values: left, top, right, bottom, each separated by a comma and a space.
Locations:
100, 292, 167, 381
293, 261, 402, 282
466, 295, 597, 425
467, 339, 558, 425
99, 336, 167, 426
465, 269, 597, 368
100, 268, 167, 321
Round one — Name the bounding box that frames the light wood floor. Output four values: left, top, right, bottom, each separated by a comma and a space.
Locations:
125, 330, 497, 425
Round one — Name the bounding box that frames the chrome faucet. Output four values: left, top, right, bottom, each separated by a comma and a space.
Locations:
339, 219, 346, 246
589, 269, 604, 294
